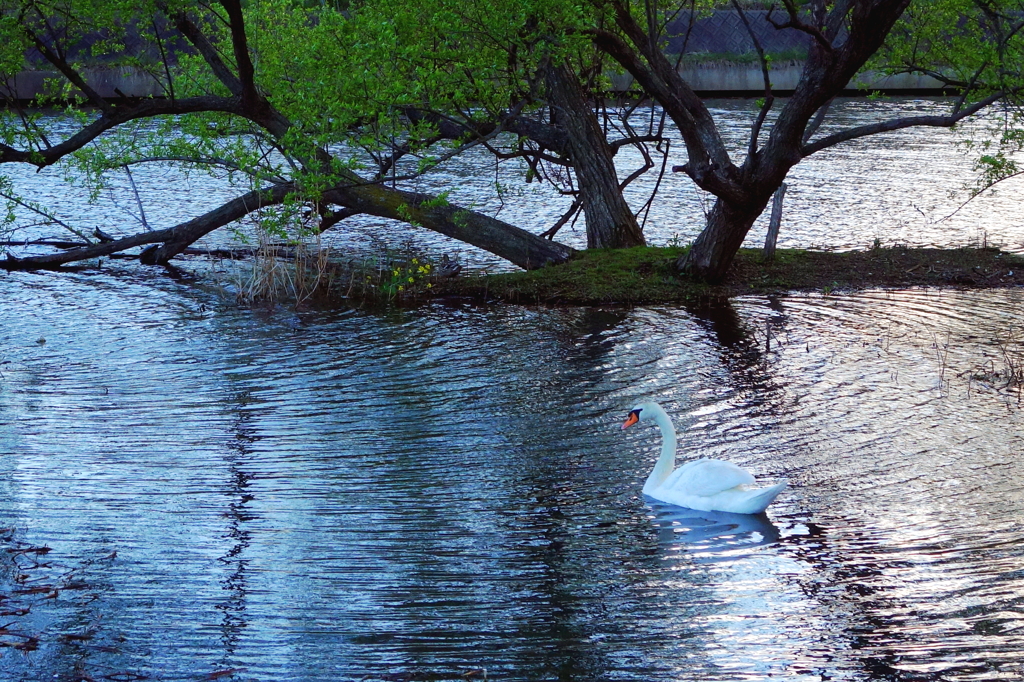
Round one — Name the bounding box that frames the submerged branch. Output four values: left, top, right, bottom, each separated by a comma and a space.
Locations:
1, 183, 295, 270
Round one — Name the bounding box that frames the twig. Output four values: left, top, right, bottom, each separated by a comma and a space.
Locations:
0, 191, 93, 243
123, 164, 151, 231
733, 0, 774, 159
541, 199, 582, 240
639, 139, 671, 231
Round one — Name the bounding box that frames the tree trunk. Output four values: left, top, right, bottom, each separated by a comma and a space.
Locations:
592, 2, 920, 283
677, 195, 771, 283
322, 184, 574, 270
546, 64, 645, 249
763, 183, 786, 262
1, 181, 573, 272
140, 183, 573, 271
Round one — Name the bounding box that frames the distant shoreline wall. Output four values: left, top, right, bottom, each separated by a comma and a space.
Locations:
5, 11, 949, 102
6, 63, 950, 104
5, 67, 166, 101
610, 63, 949, 96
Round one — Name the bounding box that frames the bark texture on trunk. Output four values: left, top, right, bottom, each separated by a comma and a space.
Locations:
546, 64, 645, 249
323, 184, 574, 270
677, 196, 770, 283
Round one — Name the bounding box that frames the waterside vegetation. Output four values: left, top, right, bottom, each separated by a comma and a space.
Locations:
430, 245, 1024, 305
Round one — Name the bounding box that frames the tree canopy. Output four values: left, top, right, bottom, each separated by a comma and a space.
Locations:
0, 0, 1021, 281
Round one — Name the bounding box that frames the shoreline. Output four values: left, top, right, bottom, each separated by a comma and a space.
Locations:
429, 246, 1024, 306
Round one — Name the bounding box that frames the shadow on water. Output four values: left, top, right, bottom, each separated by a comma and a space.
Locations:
469, 307, 646, 680
685, 294, 789, 383
215, 388, 260, 665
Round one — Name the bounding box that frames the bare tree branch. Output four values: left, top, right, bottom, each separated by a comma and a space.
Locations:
766, 1, 833, 52
802, 97, 833, 145
733, 0, 774, 160
801, 92, 1005, 157
0, 189, 92, 242
122, 165, 151, 231
1, 183, 295, 270
540, 198, 582, 239
160, 2, 243, 96
218, 0, 260, 106
0, 96, 247, 168
152, 17, 177, 101
316, 207, 361, 232
23, 23, 110, 112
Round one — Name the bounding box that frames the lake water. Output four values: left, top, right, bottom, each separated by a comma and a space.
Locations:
2, 99, 1024, 681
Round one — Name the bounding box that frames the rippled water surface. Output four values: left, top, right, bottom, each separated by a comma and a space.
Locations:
3, 269, 1024, 681
3, 97, 1024, 681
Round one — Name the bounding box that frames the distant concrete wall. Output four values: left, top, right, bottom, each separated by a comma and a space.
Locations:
7, 63, 946, 102
610, 63, 947, 94
4, 67, 163, 100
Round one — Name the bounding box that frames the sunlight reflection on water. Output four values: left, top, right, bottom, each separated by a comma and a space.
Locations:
2, 271, 1024, 680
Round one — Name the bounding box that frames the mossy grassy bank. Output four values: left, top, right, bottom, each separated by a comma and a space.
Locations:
432, 246, 1024, 305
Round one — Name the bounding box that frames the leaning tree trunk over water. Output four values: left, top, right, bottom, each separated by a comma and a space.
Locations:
0, 179, 573, 272
546, 64, 645, 249
0, 1, 576, 274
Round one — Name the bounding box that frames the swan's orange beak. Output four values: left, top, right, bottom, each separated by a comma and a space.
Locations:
622, 410, 640, 429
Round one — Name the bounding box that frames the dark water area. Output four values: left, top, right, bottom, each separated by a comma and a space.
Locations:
3, 266, 1024, 680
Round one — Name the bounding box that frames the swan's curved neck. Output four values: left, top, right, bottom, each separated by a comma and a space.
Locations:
643, 405, 677, 492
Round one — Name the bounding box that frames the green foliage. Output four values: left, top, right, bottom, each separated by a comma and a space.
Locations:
871, 0, 1024, 98
4, 0, 1024, 263
420, 192, 451, 209
0, 0, 605, 243
378, 257, 433, 299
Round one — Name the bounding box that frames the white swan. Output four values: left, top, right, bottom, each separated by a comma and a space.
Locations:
622, 401, 786, 514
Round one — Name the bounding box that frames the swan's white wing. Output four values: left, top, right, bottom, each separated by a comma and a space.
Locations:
662, 458, 756, 497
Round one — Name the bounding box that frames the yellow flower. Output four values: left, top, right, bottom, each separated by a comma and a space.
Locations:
407, 276, 414, 283
411, 258, 419, 265
426, 283, 432, 289
397, 285, 404, 292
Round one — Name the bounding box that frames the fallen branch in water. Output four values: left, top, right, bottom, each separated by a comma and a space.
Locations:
0, 239, 317, 261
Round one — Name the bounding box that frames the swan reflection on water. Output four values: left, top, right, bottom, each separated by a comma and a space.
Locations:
645, 498, 781, 563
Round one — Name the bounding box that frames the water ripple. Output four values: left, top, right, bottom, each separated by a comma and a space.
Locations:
4, 279, 1024, 679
